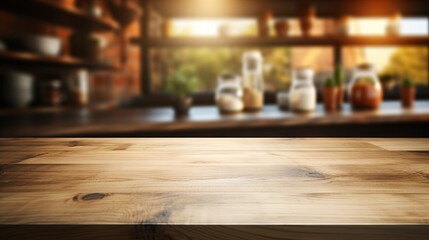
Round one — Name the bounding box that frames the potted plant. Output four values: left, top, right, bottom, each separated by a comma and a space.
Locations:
166, 65, 199, 117
401, 77, 415, 108
333, 64, 344, 109
323, 77, 338, 111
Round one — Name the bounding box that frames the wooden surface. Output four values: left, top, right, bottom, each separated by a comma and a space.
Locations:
0, 51, 119, 71
0, 138, 428, 224
0, 101, 428, 137
0, 138, 429, 239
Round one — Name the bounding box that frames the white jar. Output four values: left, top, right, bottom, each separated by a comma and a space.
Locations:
289, 68, 316, 112
215, 74, 244, 113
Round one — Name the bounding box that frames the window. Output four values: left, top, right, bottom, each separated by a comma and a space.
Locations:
146, 17, 428, 99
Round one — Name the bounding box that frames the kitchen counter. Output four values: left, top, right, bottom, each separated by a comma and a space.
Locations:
0, 101, 429, 137
0, 138, 428, 239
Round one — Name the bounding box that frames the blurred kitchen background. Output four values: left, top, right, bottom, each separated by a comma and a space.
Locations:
0, 0, 428, 137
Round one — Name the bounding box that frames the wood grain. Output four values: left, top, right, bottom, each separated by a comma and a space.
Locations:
0, 138, 428, 239
0, 138, 428, 224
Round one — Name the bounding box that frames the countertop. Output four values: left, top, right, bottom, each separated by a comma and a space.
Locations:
0, 101, 429, 137
1, 138, 429, 222
1, 138, 428, 238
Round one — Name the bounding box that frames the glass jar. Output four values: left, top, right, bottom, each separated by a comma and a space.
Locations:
289, 68, 316, 112
215, 74, 243, 113
68, 69, 90, 106
242, 51, 264, 111
348, 63, 382, 110
40, 79, 62, 106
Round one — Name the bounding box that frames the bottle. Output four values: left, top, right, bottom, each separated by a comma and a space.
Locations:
242, 51, 264, 111
289, 68, 316, 112
348, 63, 383, 110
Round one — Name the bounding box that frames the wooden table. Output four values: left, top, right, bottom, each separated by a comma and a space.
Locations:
1, 101, 429, 137
0, 138, 428, 239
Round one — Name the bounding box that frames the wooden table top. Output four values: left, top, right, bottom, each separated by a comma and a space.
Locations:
0, 138, 428, 225
0, 101, 428, 137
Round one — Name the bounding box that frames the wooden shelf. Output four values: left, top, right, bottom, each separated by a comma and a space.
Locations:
131, 36, 429, 47
0, 0, 119, 31
151, 0, 429, 18
0, 51, 119, 71
0, 101, 118, 116
1, 101, 428, 137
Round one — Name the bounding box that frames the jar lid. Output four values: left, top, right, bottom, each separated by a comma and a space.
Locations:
357, 63, 373, 70
295, 67, 314, 80
243, 51, 262, 61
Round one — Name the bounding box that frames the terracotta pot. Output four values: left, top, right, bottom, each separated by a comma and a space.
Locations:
299, 17, 314, 37
323, 87, 338, 111
337, 85, 344, 109
299, 3, 315, 37
274, 20, 289, 37
173, 96, 192, 117
401, 87, 415, 108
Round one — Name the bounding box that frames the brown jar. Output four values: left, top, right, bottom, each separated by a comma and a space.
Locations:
401, 87, 415, 108
350, 83, 383, 110
348, 64, 383, 110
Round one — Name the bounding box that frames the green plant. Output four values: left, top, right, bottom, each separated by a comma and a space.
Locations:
324, 77, 336, 88
165, 65, 199, 97
402, 77, 414, 87
383, 47, 428, 86
333, 64, 343, 86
